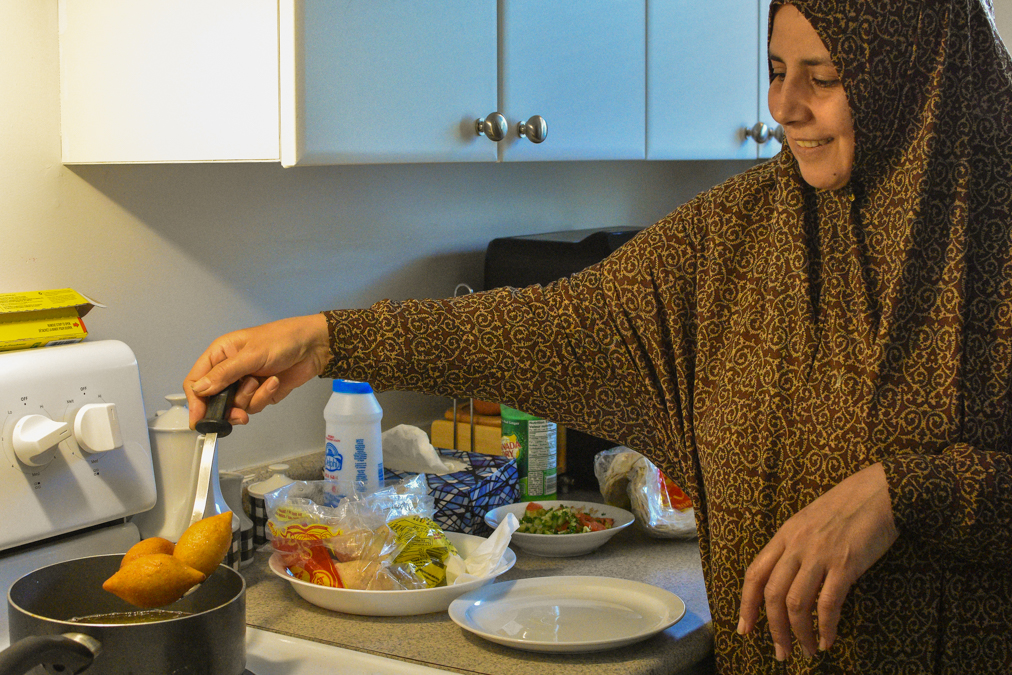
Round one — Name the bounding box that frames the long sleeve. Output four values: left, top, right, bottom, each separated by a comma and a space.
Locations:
320, 204, 706, 493
882, 443, 1012, 562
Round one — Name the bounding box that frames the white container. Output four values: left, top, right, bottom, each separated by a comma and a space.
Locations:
131, 393, 240, 569
323, 380, 383, 498
248, 463, 294, 546
131, 394, 200, 541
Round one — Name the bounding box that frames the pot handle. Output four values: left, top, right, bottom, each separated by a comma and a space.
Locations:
0, 633, 99, 675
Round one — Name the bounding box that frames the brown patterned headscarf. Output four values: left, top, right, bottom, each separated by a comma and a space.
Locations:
766, 0, 1012, 466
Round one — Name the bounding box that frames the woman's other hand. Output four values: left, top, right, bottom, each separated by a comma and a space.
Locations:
183, 314, 331, 429
736, 462, 899, 660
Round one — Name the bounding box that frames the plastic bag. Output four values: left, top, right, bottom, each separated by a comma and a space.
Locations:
264, 474, 459, 590
594, 446, 696, 540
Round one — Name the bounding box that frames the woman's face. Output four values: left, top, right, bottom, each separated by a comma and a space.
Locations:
768, 4, 855, 190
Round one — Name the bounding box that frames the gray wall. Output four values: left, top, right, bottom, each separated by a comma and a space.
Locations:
2, 2, 750, 470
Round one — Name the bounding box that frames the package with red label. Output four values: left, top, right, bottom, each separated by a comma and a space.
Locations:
594, 446, 697, 540
264, 475, 460, 590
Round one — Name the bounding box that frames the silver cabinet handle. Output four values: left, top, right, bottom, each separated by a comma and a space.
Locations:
475, 113, 507, 142
743, 122, 771, 144
771, 125, 785, 144
517, 115, 547, 143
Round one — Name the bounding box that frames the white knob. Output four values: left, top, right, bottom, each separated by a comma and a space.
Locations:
74, 403, 123, 453
12, 415, 72, 466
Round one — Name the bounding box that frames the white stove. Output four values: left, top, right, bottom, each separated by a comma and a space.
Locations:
0, 340, 155, 648
0, 341, 452, 675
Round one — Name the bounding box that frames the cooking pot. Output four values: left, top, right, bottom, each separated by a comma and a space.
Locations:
0, 554, 245, 675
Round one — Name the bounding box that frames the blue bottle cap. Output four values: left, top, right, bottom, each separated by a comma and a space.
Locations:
333, 379, 374, 394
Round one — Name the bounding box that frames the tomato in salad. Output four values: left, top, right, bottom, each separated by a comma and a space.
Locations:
518, 503, 615, 534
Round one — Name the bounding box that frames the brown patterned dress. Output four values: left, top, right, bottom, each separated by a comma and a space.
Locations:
323, 1, 1012, 672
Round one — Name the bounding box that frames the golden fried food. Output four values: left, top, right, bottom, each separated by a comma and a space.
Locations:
173, 511, 233, 576
121, 536, 175, 567
102, 554, 206, 608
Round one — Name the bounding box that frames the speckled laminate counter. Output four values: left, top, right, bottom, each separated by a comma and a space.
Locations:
242, 513, 714, 675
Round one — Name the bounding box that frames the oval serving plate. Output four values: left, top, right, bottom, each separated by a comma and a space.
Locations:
448, 575, 685, 653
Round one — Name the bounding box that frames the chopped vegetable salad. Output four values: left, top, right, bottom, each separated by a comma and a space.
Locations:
517, 503, 616, 534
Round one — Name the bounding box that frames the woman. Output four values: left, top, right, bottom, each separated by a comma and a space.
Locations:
186, 1, 1012, 672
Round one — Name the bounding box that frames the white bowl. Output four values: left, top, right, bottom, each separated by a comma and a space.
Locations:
268, 531, 516, 616
484, 500, 635, 558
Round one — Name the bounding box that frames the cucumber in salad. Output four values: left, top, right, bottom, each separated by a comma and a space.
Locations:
517, 503, 615, 534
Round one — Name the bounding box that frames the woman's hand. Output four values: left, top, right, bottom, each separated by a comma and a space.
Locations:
183, 314, 332, 428
737, 462, 899, 660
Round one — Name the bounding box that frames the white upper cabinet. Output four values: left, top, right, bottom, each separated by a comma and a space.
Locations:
646, 0, 783, 160
497, 0, 645, 162
63, 0, 778, 165
59, 0, 280, 164
282, 1, 498, 165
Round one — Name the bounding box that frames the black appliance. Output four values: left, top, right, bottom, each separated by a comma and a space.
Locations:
483, 227, 644, 491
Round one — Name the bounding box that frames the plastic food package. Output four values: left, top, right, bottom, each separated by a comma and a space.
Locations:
264, 475, 461, 590
594, 446, 696, 540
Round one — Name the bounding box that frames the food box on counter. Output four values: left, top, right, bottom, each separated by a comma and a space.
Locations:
0, 288, 103, 352
384, 449, 518, 537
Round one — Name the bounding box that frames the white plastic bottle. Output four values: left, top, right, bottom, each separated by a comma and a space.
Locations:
323, 379, 384, 498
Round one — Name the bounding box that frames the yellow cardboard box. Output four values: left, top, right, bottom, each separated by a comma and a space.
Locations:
0, 289, 104, 352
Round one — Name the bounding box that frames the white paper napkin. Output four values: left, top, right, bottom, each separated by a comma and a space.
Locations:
382, 424, 467, 475
446, 512, 519, 585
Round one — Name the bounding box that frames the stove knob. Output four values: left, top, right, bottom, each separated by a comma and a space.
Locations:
74, 403, 123, 453
12, 415, 72, 466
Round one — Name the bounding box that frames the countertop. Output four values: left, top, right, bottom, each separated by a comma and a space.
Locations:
242, 504, 714, 675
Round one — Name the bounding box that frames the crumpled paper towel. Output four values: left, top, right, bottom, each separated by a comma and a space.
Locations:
445, 512, 519, 585
382, 424, 467, 475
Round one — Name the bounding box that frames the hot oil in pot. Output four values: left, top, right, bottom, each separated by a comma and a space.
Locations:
68, 610, 192, 624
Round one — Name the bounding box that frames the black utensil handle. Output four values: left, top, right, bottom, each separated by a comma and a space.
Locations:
195, 381, 239, 438
0, 634, 97, 675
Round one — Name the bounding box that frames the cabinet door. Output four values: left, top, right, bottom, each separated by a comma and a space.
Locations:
646, 0, 760, 160
59, 0, 279, 164
283, 0, 497, 166
499, 0, 645, 162
757, 0, 785, 159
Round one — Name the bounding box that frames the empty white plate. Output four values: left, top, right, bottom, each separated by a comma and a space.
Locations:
448, 576, 685, 653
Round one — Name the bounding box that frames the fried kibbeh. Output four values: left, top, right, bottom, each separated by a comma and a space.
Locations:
102, 554, 206, 608
173, 511, 233, 576
121, 536, 175, 567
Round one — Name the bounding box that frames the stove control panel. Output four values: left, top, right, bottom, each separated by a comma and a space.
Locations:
0, 340, 156, 552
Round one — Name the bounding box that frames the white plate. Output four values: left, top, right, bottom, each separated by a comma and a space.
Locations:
484, 500, 634, 557
448, 576, 685, 653
268, 531, 516, 616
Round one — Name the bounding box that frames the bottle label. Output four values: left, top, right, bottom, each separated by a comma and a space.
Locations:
501, 417, 557, 501
324, 441, 342, 472
353, 439, 368, 485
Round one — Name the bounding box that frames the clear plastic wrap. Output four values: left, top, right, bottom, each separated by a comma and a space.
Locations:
264, 475, 460, 590
594, 446, 696, 540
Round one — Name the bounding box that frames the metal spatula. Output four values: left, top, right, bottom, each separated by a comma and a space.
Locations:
190, 382, 238, 527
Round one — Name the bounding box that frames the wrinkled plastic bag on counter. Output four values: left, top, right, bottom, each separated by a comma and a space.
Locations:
264, 474, 461, 590
594, 446, 697, 540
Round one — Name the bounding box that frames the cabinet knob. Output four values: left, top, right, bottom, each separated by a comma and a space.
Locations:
771, 125, 785, 144
743, 122, 771, 144
517, 115, 547, 143
475, 113, 507, 142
